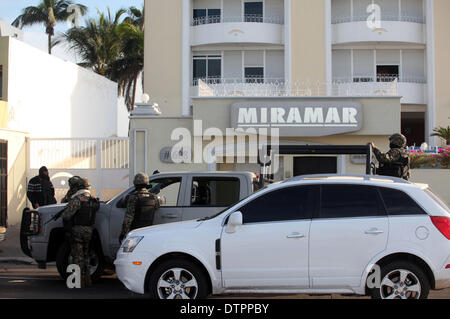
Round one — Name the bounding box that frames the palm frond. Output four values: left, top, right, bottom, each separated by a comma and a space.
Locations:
12, 6, 47, 28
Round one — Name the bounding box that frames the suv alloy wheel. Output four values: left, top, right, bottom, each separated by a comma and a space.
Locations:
148, 258, 209, 299
372, 261, 430, 299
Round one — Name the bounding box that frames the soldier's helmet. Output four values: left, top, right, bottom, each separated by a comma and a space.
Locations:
389, 133, 407, 148
133, 173, 149, 186
68, 176, 85, 189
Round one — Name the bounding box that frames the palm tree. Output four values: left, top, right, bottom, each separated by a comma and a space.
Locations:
123, 6, 144, 30
62, 8, 125, 76
431, 126, 450, 145
108, 6, 145, 111
62, 6, 144, 111
108, 22, 144, 111
12, 0, 87, 54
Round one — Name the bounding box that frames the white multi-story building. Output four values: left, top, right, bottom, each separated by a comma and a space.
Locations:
142, 0, 449, 148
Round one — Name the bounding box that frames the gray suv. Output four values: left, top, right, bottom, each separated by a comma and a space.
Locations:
20, 172, 257, 280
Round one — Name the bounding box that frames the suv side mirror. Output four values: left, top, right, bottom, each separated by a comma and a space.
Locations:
226, 211, 243, 234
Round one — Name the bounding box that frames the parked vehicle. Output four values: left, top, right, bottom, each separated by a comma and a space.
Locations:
20, 172, 258, 280
115, 175, 450, 299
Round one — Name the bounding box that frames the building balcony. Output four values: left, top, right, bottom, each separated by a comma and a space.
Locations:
332, 17, 426, 44
190, 16, 284, 46
191, 78, 398, 98
333, 75, 426, 104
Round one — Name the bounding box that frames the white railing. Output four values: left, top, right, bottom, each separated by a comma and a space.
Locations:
29, 138, 129, 169
28, 137, 130, 202
192, 15, 284, 26
332, 14, 425, 24
334, 75, 427, 84
192, 78, 399, 97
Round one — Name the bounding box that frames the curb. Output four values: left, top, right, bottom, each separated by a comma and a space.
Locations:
0, 257, 37, 265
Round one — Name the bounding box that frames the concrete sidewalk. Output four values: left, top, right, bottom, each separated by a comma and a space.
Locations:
0, 225, 36, 265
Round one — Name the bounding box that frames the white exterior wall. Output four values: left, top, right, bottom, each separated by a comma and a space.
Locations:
265, 50, 284, 79
0, 21, 23, 40
266, 0, 285, 20
223, 51, 243, 79
223, 0, 242, 18
6, 37, 128, 138
193, 0, 221, 9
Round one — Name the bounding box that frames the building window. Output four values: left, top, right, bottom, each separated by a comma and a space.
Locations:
193, 8, 221, 25
245, 67, 264, 83
193, 55, 221, 85
244, 2, 263, 22
377, 65, 399, 82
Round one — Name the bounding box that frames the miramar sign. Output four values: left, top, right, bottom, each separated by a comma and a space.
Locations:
231, 101, 363, 137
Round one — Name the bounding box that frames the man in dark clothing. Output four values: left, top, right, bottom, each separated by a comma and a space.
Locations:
27, 166, 57, 209
61, 177, 99, 288
119, 173, 160, 243
372, 133, 410, 180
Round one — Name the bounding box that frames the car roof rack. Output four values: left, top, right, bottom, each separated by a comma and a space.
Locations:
282, 174, 411, 184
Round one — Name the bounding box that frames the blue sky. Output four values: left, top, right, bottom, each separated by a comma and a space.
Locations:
0, 0, 143, 33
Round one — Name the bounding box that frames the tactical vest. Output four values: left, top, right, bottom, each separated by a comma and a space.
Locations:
131, 193, 158, 230
73, 197, 100, 227
377, 153, 410, 180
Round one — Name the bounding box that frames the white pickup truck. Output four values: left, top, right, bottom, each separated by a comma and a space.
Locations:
20, 171, 259, 280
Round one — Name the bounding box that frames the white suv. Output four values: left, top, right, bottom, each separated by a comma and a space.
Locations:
115, 175, 450, 299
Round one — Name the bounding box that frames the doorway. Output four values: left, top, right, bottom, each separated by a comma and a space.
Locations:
294, 157, 337, 176
401, 112, 425, 146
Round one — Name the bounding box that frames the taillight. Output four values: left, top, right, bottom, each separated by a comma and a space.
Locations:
430, 216, 450, 240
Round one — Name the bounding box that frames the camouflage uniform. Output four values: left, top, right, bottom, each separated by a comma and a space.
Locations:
61, 176, 83, 203
119, 173, 160, 242
373, 133, 410, 180
61, 178, 98, 288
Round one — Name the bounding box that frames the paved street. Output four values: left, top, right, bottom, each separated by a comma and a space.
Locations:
1, 263, 449, 299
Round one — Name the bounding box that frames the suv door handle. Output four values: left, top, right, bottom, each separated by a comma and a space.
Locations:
365, 228, 384, 235
287, 233, 305, 239
162, 213, 179, 219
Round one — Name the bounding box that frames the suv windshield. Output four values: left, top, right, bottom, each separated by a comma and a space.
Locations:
425, 188, 450, 214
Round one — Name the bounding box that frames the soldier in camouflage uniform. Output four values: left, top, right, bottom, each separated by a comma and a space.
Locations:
119, 173, 160, 243
61, 176, 82, 203
61, 177, 99, 288
372, 133, 410, 180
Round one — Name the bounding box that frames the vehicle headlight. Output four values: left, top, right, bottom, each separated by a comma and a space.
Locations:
121, 236, 144, 253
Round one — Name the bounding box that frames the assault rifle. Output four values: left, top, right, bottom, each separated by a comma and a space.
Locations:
45, 207, 67, 225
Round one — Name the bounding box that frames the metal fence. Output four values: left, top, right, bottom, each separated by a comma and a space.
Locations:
29, 138, 129, 169
28, 138, 130, 202
332, 14, 426, 24
192, 15, 284, 26
193, 78, 399, 97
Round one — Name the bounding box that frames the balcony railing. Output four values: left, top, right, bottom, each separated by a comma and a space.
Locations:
192, 15, 284, 26
334, 75, 427, 84
332, 14, 425, 24
192, 78, 398, 97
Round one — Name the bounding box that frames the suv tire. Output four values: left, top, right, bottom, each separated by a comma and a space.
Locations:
56, 241, 105, 282
372, 261, 430, 299
148, 258, 209, 299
